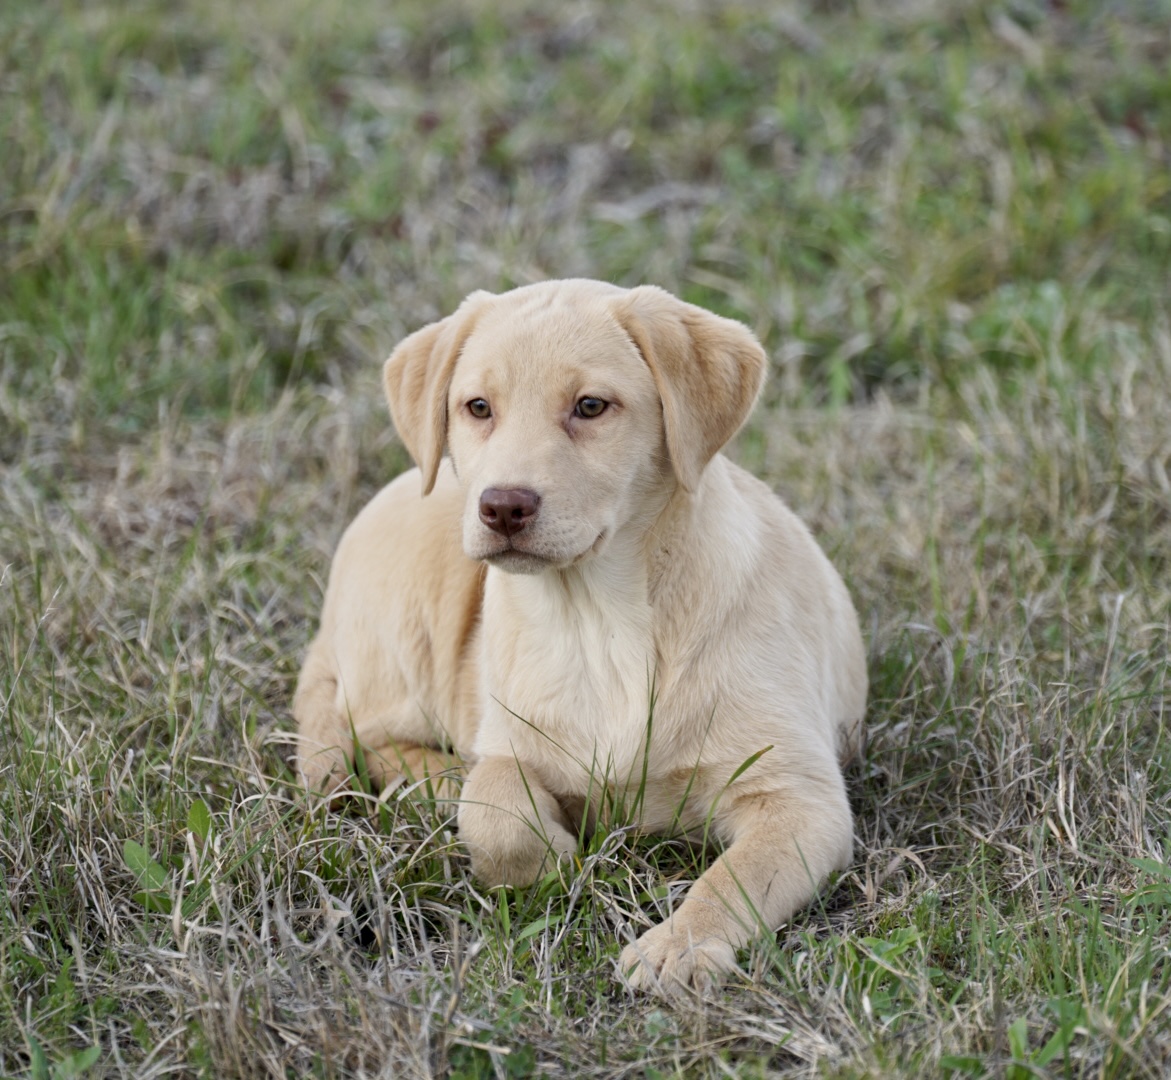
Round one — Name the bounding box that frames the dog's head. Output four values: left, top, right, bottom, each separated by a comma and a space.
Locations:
384, 280, 766, 573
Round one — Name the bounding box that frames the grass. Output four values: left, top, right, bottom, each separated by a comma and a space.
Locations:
2, 0, 1170, 1075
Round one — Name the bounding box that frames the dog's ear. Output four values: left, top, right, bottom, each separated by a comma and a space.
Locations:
613, 286, 766, 493
383, 291, 493, 495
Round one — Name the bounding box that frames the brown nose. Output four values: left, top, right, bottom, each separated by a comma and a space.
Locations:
479, 487, 540, 537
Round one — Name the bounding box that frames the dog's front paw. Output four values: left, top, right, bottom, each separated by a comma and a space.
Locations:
619, 920, 737, 996
464, 817, 577, 888
459, 756, 579, 887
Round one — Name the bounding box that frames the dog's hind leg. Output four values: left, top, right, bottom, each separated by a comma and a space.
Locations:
292, 635, 352, 796
369, 741, 465, 806
293, 635, 464, 804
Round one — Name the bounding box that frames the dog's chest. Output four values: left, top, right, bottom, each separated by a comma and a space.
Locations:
475, 572, 660, 790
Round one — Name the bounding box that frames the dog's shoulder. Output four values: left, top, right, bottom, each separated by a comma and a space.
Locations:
320, 461, 480, 651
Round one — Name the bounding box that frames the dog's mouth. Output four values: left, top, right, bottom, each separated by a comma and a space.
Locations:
479, 531, 606, 574
483, 547, 556, 575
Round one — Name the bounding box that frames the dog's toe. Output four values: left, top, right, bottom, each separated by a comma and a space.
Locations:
618, 922, 736, 997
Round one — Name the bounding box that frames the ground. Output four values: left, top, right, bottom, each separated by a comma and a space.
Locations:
1, 0, 1169, 1076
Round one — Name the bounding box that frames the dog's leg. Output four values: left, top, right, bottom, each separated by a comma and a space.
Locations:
298, 722, 463, 801
374, 742, 464, 805
619, 777, 853, 994
459, 756, 579, 886
294, 644, 463, 802
292, 638, 352, 795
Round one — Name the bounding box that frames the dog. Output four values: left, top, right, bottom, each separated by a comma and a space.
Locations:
293, 279, 867, 994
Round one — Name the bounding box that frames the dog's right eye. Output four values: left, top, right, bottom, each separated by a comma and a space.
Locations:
467, 399, 492, 419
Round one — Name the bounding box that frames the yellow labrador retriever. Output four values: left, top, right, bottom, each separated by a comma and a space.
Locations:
294, 279, 866, 993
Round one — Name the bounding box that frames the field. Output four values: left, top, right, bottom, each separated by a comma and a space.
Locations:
2, 0, 1170, 1075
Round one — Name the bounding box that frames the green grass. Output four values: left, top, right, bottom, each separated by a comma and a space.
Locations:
2, 0, 1170, 1075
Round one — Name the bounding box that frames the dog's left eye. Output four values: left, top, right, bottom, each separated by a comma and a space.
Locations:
574, 397, 607, 419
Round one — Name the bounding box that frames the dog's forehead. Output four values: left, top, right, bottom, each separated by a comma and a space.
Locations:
458, 298, 643, 384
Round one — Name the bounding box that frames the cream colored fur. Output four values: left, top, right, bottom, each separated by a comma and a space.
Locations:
294, 279, 867, 994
